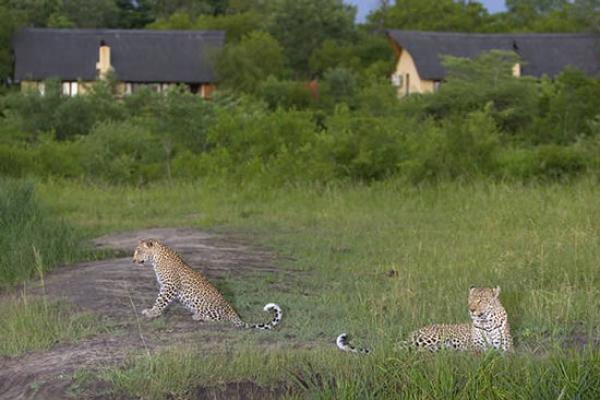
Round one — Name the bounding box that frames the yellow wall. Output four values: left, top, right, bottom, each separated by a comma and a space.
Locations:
391, 46, 522, 96
20, 81, 38, 92
393, 47, 437, 97
21, 80, 215, 98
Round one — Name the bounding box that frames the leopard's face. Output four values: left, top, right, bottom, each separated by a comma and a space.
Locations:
468, 286, 501, 322
133, 239, 157, 266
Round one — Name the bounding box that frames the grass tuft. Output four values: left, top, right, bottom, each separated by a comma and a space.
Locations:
0, 294, 100, 357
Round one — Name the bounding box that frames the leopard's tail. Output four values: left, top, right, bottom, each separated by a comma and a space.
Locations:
336, 333, 370, 354
246, 303, 282, 330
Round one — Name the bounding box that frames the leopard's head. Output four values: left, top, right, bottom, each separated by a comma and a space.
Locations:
468, 286, 501, 321
132, 239, 157, 265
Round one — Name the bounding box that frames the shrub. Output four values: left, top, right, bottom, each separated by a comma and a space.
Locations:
420, 51, 538, 138
53, 96, 96, 139
203, 102, 323, 183
258, 76, 314, 110
402, 105, 501, 182
498, 145, 587, 181
320, 67, 359, 108
532, 69, 600, 145
80, 121, 164, 184
216, 31, 286, 93
0, 143, 35, 177
318, 105, 412, 180
33, 134, 84, 179
2, 80, 63, 138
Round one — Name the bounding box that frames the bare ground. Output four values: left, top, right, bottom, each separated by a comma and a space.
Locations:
0, 228, 294, 400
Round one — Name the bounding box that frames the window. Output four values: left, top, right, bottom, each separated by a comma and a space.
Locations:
391, 73, 403, 87
62, 81, 78, 96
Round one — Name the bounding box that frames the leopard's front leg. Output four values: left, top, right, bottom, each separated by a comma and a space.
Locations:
142, 284, 176, 319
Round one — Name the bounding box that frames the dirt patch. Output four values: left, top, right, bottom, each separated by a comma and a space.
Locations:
0, 228, 292, 400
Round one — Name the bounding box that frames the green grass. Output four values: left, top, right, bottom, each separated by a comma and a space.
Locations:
99, 346, 600, 399
34, 178, 600, 398
0, 178, 89, 287
0, 294, 100, 357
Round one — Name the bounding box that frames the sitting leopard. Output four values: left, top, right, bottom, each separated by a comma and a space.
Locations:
337, 286, 512, 353
132, 239, 282, 330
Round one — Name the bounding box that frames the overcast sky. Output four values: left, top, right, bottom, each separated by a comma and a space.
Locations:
346, 0, 508, 23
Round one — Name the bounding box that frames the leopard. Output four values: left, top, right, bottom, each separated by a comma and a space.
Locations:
337, 286, 512, 354
132, 239, 282, 330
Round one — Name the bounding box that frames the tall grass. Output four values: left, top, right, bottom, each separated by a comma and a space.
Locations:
0, 178, 86, 287
37, 178, 600, 398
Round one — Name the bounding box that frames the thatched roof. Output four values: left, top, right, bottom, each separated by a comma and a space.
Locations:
13, 28, 225, 83
387, 30, 600, 80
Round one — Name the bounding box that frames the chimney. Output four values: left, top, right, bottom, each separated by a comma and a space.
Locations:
96, 40, 112, 79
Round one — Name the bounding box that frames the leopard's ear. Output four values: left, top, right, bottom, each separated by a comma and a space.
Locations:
141, 239, 154, 248
469, 285, 476, 292
494, 286, 501, 298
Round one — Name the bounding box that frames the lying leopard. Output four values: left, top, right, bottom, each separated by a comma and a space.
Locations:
337, 286, 512, 353
132, 239, 282, 330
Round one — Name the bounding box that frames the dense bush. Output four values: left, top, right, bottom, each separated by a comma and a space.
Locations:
0, 178, 85, 286
80, 121, 164, 184
0, 51, 599, 186
402, 106, 501, 182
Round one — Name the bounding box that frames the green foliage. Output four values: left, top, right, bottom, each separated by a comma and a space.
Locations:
416, 51, 539, 139
368, 0, 492, 32
2, 79, 125, 140
402, 106, 501, 182
140, 86, 215, 153
0, 296, 99, 357
0, 178, 85, 286
216, 31, 286, 93
61, 0, 119, 28
258, 76, 313, 110
268, 0, 357, 75
1, 47, 600, 185
533, 68, 600, 144
202, 101, 324, 184
3, 79, 63, 138
195, 12, 263, 43
80, 121, 163, 184
0, 4, 23, 83
146, 11, 193, 29
320, 67, 359, 108
309, 40, 361, 76
319, 105, 410, 180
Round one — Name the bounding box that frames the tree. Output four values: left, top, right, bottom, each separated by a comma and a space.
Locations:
62, 0, 119, 28
0, 5, 21, 84
366, 0, 491, 32
147, 11, 194, 29
195, 12, 263, 42
115, 0, 154, 28
216, 31, 286, 92
268, 0, 356, 76
150, 0, 217, 19
308, 40, 360, 76
506, 0, 570, 15
571, 0, 600, 31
